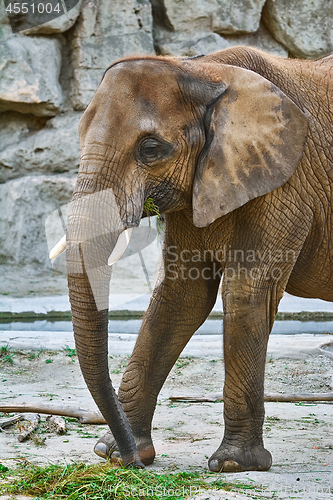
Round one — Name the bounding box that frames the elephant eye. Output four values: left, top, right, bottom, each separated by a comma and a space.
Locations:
138, 137, 173, 164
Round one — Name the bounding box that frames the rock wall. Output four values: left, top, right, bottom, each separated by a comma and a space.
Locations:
0, 0, 332, 272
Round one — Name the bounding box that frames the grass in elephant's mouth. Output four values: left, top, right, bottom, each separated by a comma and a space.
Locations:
143, 197, 160, 217
143, 197, 164, 231
0, 462, 266, 499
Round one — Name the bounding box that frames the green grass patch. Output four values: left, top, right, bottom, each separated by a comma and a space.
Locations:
0, 462, 266, 499
0, 344, 15, 364
63, 345, 77, 358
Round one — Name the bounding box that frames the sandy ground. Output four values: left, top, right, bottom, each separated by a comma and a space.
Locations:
0, 348, 332, 499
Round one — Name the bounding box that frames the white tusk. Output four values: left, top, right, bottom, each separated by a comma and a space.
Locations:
49, 235, 66, 259
108, 228, 133, 266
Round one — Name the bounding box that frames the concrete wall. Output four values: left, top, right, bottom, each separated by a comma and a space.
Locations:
0, 0, 332, 271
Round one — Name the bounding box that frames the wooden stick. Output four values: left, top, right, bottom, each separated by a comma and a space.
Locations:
169, 392, 333, 403
18, 414, 40, 442
0, 403, 106, 424
170, 394, 222, 403
264, 392, 333, 402
0, 413, 25, 430
46, 415, 67, 434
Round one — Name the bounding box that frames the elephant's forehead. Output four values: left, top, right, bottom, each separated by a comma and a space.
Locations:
100, 61, 186, 121
80, 60, 189, 144
105, 60, 178, 95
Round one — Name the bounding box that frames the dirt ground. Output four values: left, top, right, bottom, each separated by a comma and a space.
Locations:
0, 349, 332, 499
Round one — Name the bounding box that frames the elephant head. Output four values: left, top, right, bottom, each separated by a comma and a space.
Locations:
50, 55, 307, 466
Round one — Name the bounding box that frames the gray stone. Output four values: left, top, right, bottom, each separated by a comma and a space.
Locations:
263, 0, 333, 59
0, 34, 64, 116
0, 175, 76, 268
0, 112, 47, 154
154, 23, 288, 58
158, 0, 266, 36
154, 28, 230, 57
213, 0, 267, 35
152, 0, 287, 58
158, 0, 217, 34
0, 112, 81, 183
22, 0, 83, 35
0, 0, 12, 38
70, 0, 155, 110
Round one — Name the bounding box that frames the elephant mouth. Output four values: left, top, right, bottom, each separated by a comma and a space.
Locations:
49, 227, 134, 267
50, 193, 164, 264
49, 186, 138, 264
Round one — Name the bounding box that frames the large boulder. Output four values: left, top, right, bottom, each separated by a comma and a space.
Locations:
154, 23, 288, 57
0, 112, 47, 155
155, 0, 266, 36
0, 112, 81, 183
70, 0, 155, 110
0, 175, 75, 268
22, 0, 83, 35
213, 0, 267, 35
154, 29, 230, 57
263, 0, 333, 58
152, 0, 286, 57
0, 33, 64, 116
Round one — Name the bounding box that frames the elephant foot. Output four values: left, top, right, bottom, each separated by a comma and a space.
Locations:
208, 444, 272, 472
94, 431, 155, 466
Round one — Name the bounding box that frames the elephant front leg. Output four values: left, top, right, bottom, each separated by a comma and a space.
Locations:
95, 257, 221, 464
209, 278, 280, 473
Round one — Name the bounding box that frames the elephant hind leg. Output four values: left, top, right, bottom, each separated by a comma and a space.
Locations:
211, 272, 285, 473
209, 444, 272, 473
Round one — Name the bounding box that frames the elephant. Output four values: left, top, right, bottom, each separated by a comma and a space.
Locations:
51, 46, 333, 472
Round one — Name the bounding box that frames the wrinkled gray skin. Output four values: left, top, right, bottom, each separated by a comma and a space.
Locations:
66, 47, 333, 471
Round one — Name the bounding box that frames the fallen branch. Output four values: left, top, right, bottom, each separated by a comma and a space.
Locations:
0, 403, 106, 424
46, 415, 67, 434
264, 392, 333, 402
0, 413, 25, 431
170, 393, 222, 403
169, 392, 333, 403
18, 414, 40, 442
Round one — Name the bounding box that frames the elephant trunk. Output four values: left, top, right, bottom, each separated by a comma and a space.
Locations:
66, 184, 143, 467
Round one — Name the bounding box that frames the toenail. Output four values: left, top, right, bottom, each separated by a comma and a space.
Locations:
222, 460, 241, 472
209, 459, 221, 472
94, 442, 107, 458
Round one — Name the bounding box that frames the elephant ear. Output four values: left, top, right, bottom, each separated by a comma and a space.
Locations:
191, 64, 308, 227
